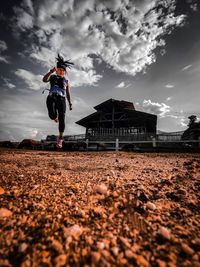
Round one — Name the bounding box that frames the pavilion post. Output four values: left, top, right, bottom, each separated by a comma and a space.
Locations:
116, 138, 119, 151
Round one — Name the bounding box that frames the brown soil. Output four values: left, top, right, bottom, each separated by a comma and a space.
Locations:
0, 148, 199, 267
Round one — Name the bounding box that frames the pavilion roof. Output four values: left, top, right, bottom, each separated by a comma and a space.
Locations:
76, 99, 157, 129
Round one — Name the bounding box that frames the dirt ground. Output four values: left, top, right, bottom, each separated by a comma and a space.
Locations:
0, 148, 199, 267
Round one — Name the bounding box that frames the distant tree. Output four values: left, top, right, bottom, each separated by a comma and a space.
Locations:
182, 115, 200, 142
188, 115, 197, 128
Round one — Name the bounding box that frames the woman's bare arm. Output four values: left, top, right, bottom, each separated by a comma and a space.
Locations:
66, 84, 72, 110
42, 67, 56, 82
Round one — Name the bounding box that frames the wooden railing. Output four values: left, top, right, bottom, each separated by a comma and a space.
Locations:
85, 138, 200, 151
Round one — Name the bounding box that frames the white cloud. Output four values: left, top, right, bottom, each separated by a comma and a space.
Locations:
0, 126, 46, 141
15, 69, 44, 90
116, 81, 125, 88
0, 56, 9, 63
166, 96, 172, 101
72, 97, 90, 110
160, 49, 166, 56
157, 114, 188, 132
0, 91, 92, 141
0, 40, 7, 52
12, 0, 186, 86
142, 99, 171, 117
164, 114, 187, 129
13, 8, 34, 30
0, 40, 9, 63
180, 117, 188, 127
165, 84, 174, 88
0, 93, 49, 141
190, 4, 198, 11
116, 81, 131, 88
2, 78, 16, 89
181, 64, 192, 71
69, 69, 102, 87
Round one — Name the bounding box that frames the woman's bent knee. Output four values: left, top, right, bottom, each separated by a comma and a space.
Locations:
49, 114, 57, 120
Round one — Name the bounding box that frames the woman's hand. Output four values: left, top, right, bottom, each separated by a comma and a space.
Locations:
43, 68, 56, 82
69, 103, 72, 111
50, 67, 57, 73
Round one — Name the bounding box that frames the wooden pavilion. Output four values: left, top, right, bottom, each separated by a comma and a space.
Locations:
76, 99, 157, 141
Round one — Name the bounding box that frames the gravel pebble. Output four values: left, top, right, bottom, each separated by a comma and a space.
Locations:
125, 249, 135, 259
96, 184, 108, 195
181, 243, 194, 255
156, 259, 167, 267
158, 226, 171, 240
91, 252, 101, 263
146, 201, 156, 210
63, 224, 83, 238
96, 241, 105, 250
111, 247, 119, 256
0, 208, 12, 217
136, 255, 150, 267
0, 187, 5, 194
19, 243, 28, 253
55, 254, 67, 267
177, 189, 187, 195
51, 239, 63, 253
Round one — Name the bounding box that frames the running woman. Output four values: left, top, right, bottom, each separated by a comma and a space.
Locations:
42, 54, 74, 148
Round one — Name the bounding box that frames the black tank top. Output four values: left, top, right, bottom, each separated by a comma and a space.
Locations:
50, 75, 68, 89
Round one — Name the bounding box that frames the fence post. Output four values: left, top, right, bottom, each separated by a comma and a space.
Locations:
116, 138, 119, 151
152, 137, 156, 148
86, 139, 89, 151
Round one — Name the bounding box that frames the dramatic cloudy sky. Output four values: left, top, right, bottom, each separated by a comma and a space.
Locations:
0, 0, 200, 141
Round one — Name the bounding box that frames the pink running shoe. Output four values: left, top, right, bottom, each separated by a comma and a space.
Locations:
56, 139, 63, 149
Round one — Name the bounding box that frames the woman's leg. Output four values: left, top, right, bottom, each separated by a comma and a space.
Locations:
57, 97, 66, 139
46, 95, 57, 121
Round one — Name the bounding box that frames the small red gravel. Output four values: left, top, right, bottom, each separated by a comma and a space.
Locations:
0, 148, 199, 267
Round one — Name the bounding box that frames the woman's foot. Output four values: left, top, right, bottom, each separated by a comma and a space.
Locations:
56, 139, 63, 148
54, 117, 59, 123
